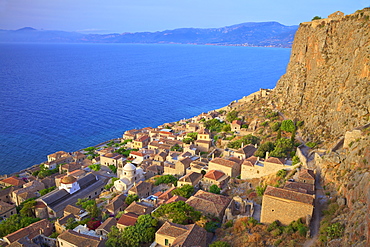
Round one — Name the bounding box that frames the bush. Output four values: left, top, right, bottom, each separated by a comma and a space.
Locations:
326, 222, 344, 239
256, 185, 266, 196
209, 184, 221, 194
209, 241, 231, 247
280, 120, 296, 133
276, 169, 287, 178
306, 142, 317, 148
227, 134, 259, 149
312, 16, 322, 20
125, 194, 139, 206
292, 155, 300, 165
154, 175, 177, 186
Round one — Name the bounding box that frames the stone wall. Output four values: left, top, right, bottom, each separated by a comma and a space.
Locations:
260, 195, 313, 225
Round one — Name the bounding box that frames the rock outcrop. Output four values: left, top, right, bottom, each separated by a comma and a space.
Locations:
271, 8, 370, 145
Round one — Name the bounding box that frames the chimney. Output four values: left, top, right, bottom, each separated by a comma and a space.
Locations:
241, 142, 244, 148
265, 151, 269, 160
254, 144, 258, 148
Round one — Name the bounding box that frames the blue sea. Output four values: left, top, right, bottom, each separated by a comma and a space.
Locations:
0, 43, 291, 175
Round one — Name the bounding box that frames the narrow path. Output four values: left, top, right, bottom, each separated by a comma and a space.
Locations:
304, 164, 325, 247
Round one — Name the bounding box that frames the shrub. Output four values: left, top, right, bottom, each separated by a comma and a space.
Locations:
306, 142, 317, 148
312, 16, 322, 20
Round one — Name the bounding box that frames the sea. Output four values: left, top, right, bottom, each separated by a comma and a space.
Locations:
0, 43, 291, 175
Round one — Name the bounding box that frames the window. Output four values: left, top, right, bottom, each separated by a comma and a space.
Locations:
165, 239, 169, 246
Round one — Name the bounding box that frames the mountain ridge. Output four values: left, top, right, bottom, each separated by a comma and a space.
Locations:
0, 22, 298, 48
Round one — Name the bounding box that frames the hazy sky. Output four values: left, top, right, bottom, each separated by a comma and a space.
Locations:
0, 0, 368, 33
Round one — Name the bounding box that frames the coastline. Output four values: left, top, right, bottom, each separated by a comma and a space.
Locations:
2, 88, 272, 178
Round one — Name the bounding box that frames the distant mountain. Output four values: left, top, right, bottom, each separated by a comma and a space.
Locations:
0, 22, 298, 48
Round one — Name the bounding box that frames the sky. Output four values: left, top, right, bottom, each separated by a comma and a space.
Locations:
0, 0, 368, 33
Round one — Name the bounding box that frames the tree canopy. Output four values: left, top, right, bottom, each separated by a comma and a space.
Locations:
270, 138, 293, 158
125, 194, 139, 206
209, 184, 221, 194
172, 184, 194, 198
204, 119, 227, 132
226, 110, 239, 122
280, 120, 296, 133
0, 214, 40, 238
227, 134, 259, 149
152, 201, 201, 225
106, 214, 158, 247
154, 175, 178, 186
254, 141, 275, 158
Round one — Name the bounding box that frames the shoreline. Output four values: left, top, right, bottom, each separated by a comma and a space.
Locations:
1, 88, 272, 178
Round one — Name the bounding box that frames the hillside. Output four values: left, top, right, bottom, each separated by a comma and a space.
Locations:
271, 10, 370, 146
217, 9, 370, 246
0, 22, 297, 48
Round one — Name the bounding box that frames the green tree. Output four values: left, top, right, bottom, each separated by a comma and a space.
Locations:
106, 215, 158, 247
172, 184, 194, 198
88, 164, 101, 171
154, 175, 178, 186
187, 132, 198, 140
312, 16, 322, 20
108, 165, 117, 173
280, 120, 296, 133
270, 122, 281, 132
209, 241, 231, 247
222, 124, 231, 132
19, 199, 36, 217
39, 186, 56, 196
256, 185, 267, 196
152, 201, 201, 225
125, 194, 139, 206
0, 214, 40, 238
170, 144, 183, 152
182, 137, 194, 144
209, 184, 221, 194
227, 134, 259, 149
254, 141, 275, 158
226, 110, 239, 122
292, 155, 300, 165
270, 138, 293, 158
204, 119, 227, 132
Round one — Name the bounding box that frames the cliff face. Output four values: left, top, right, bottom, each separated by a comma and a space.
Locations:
269, 9, 370, 246
272, 9, 370, 145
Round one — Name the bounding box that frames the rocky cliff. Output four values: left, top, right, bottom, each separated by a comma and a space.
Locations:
269, 9, 370, 246
272, 9, 370, 146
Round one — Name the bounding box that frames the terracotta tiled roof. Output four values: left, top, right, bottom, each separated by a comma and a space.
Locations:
57, 230, 105, 247
0, 177, 25, 187
165, 195, 187, 204
178, 172, 202, 183
130, 151, 144, 157
264, 186, 314, 205
156, 221, 206, 246
0, 201, 15, 214
136, 135, 149, 142
228, 156, 243, 165
117, 212, 139, 227
210, 158, 237, 168
204, 170, 225, 181
265, 157, 285, 165
4, 219, 53, 244
186, 190, 232, 218
231, 120, 242, 125
235, 144, 257, 157
124, 201, 153, 215
284, 182, 315, 195
96, 217, 117, 232
298, 169, 315, 181
158, 187, 176, 200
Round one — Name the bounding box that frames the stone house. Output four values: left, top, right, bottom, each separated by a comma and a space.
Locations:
95, 217, 117, 237
187, 160, 208, 174
59, 162, 80, 174
0, 201, 16, 220
45, 151, 73, 170
105, 193, 126, 216
155, 221, 207, 247
260, 186, 314, 225
164, 157, 192, 176
177, 171, 202, 188
186, 190, 233, 219
11, 180, 45, 206
297, 169, 315, 184
201, 170, 230, 191
132, 135, 150, 149
54, 213, 75, 234
154, 151, 168, 163
0, 186, 14, 203
241, 156, 290, 179
186, 123, 199, 132
208, 157, 241, 178
124, 201, 154, 216
128, 181, 152, 199
100, 153, 124, 167
145, 164, 164, 179
194, 139, 212, 153
230, 120, 242, 132
233, 144, 257, 160
57, 229, 106, 247
3, 219, 54, 245
197, 129, 211, 141
0, 176, 26, 188
117, 212, 139, 230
